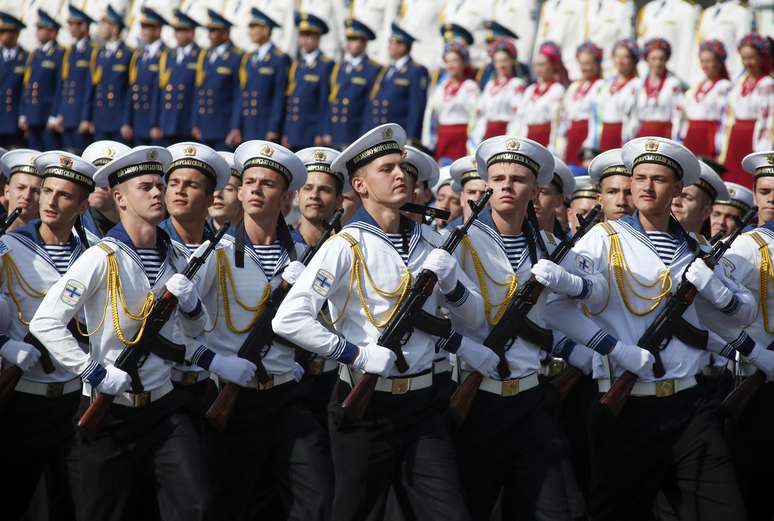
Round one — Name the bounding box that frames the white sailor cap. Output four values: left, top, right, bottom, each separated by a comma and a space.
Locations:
217, 151, 241, 181
742, 151, 774, 180
694, 160, 729, 202
402, 145, 439, 186
571, 175, 600, 200
295, 147, 349, 193
475, 136, 554, 186
93, 146, 173, 188
331, 123, 407, 182
588, 148, 630, 186
167, 142, 230, 191
449, 155, 480, 192
81, 140, 131, 167
235, 140, 307, 192
716, 182, 754, 213
34, 151, 97, 192
551, 155, 575, 199
622, 137, 700, 186
1, 149, 42, 179
436, 166, 457, 192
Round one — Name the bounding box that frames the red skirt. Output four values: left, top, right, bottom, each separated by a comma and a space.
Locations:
723, 119, 756, 188
599, 122, 623, 151
435, 123, 469, 161
484, 120, 509, 139
636, 120, 672, 139
564, 119, 588, 166
527, 123, 551, 147
683, 119, 720, 158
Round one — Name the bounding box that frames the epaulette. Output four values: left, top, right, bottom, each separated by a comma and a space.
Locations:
231, 45, 244, 55
96, 240, 118, 256
272, 47, 285, 57
368, 58, 381, 68
320, 54, 332, 62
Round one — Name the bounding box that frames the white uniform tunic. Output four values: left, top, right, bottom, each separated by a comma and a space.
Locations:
272, 211, 485, 377
0, 224, 88, 386
751, 0, 774, 38
689, 1, 753, 84
678, 77, 732, 158
586, 0, 636, 79
533, 0, 588, 81
636, 0, 701, 84
583, 75, 640, 150
632, 74, 684, 140
509, 81, 565, 148
30, 225, 207, 395
471, 76, 526, 145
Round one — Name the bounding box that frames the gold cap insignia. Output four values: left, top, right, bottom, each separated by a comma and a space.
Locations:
382, 127, 393, 139
260, 144, 274, 158
313, 150, 327, 162
729, 187, 737, 196
147, 150, 158, 161
644, 139, 659, 152
471, 157, 477, 168
505, 139, 519, 151
59, 155, 73, 168
103, 147, 116, 159
767, 154, 774, 165
183, 145, 197, 156
401, 149, 408, 159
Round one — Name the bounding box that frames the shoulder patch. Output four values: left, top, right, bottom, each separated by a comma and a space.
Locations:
575, 254, 594, 274
720, 257, 735, 276
61, 279, 86, 305
313, 269, 334, 297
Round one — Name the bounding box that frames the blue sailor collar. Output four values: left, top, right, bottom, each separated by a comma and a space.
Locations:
471, 208, 539, 272
159, 217, 213, 246
618, 210, 693, 263
290, 227, 307, 246
226, 222, 290, 279
8, 219, 84, 273
105, 221, 171, 261
344, 206, 422, 263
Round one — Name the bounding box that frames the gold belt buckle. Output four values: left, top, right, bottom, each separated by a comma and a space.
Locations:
391, 377, 410, 395
307, 359, 324, 377
548, 359, 566, 377
501, 379, 520, 397
45, 382, 65, 398
131, 391, 151, 408
258, 378, 274, 391
180, 371, 198, 386
655, 380, 675, 398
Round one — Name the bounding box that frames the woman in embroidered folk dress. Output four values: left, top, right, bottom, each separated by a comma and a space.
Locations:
471, 38, 526, 146
509, 41, 567, 147
422, 42, 480, 162
560, 42, 604, 166
584, 38, 640, 152
721, 33, 774, 187
634, 38, 684, 139
679, 40, 732, 160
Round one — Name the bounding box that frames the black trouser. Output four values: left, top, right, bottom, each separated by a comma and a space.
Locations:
173, 377, 216, 434
0, 389, 80, 521
329, 377, 470, 521
727, 381, 774, 521
295, 369, 338, 430
456, 382, 572, 521
76, 389, 210, 521
588, 384, 746, 521
205, 381, 332, 521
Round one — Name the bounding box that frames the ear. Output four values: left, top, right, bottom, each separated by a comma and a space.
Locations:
112, 187, 125, 210
351, 175, 368, 198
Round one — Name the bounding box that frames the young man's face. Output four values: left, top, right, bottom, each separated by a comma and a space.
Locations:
5, 173, 42, 222
460, 179, 488, 220
36, 26, 56, 44
140, 24, 161, 44
209, 176, 241, 223
487, 163, 537, 216
755, 177, 774, 225
208, 27, 229, 47
351, 153, 414, 209
249, 24, 271, 44
174, 28, 194, 47
238, 167, 290, 220
630, 163, 682, 217
387, 38, 408, 61
68, 21, 89, 40
671, 185, 712, 232
296, 171, 342, 224
598, 175, 633, 220
709, 203, 743, 238
435, 184, 461, 228
299, 31, 320, 53
533, 182, 563, 225
39, 177, 89, 229
0, 29, 19, 48
113, 174, 166, 225
345, 36, 366, 57
568, 197, 598, 233
165, 168, 213, 223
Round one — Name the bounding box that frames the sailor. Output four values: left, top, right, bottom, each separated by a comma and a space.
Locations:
0, 148, 42, 231
79, 140, 129, 237
567, 175, 599, 233
671, 159, 729, 240
587, 148, 633, 221
447, 154, 489, 230
534, 154, 575, 241
0, 10, 28, 149
434, 176, 462, 233
208, 150, 242, 232
710, 181, 754, 239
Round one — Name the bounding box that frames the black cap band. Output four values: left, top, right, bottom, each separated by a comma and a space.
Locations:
633, 153, 683, 179
402, 162, 419, 179
108, 161, 164, 187
9, 165, 40, 177
716, 199, 751, 213
572, 189, 599, 201
243, 156, 292, 186
486, 152, 539, 177
345, 141, 401, 176
167, 157, 217, 183
599, 165, 630, 180
43, 166, 95, 192
695, 178, 718, 201
755, 166, 774, 177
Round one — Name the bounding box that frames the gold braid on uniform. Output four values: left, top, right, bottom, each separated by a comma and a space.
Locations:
215, 248, 272, 333
460, 236, 518, 325
101, 244, 155, 345
330, 233, 412, 328
3, 255, 46, 325
583, 222, 673, 317
748, 232, 774, 333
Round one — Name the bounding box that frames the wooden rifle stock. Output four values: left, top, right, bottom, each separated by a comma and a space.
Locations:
549, 366, 584, 400
447, 371, 483, 425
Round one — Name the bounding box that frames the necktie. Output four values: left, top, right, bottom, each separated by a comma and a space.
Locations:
387, 65, 395, 79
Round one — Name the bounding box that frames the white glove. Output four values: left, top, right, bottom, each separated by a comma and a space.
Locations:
210, 354, 257, 387
531, 259, 585, 297
609, 341, 655, 378
352, 342, 396, 377
96, 365, 132, 395
0, 340, 40, 371
684, 261, 732, 309
282, 261, 306, 285
293, 362, 305, 382
746, 345, 774, 380
421, 249, 458, 294
456, 337, 500, 377
165, 273, 200, 313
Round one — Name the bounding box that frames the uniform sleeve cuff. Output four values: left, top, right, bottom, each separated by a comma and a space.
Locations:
587, 330, 617, 356
191, 345, 216, 369
332, 338, 359, 364
444, 281, 468, 307
730, 331, 756, 357
437, 331, 462, 354
719, 294, 738, 315
571, 278, 592, 300
181, 299, 203, 319
80, 360, 107, 386
552, 336, 576, 360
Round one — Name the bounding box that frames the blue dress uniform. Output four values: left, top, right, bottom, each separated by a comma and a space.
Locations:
190, 10, 242, 150
364, 23, 428, 142
0, 12, 28, 148
123, 7, 167, 146
20, 10, 63, 151
328, 19, 382, 148
57, 6, 98, 153
158, 10, 200, 145
238, 8, 289, 141
82, 6, 132, 142
283, 13, 334, 150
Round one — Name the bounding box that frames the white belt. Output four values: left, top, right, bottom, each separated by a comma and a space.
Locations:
305, 358, 339, 377
84, 380, 173, 408
15, 377, 81, 398
171, 368, 210, 385
338, 366, 433, 395
597, 376, 697, 397
457, 371, 540, 397
433, 358, 451, 375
